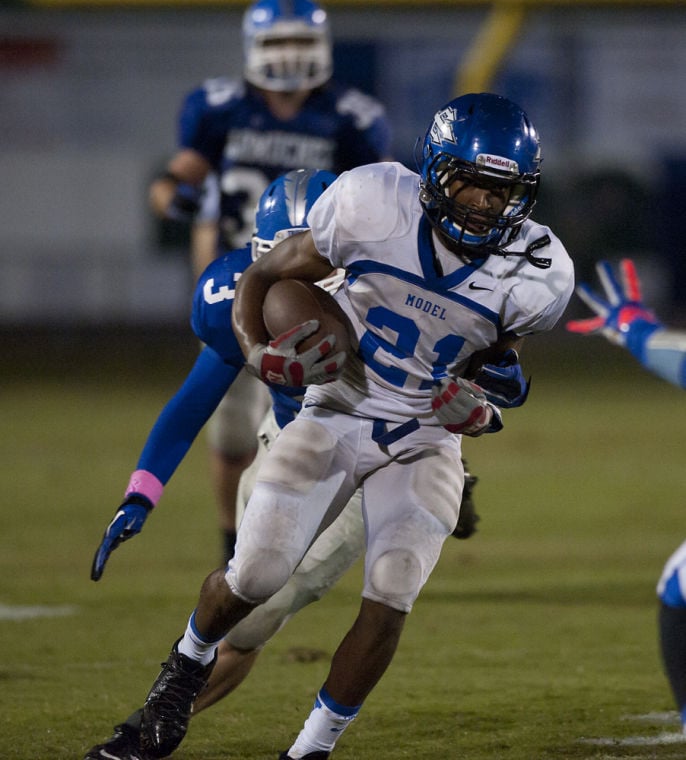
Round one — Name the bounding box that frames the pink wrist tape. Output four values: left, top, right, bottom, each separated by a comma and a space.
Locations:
125, 470, 164, 507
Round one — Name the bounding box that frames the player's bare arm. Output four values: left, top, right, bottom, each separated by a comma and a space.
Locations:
148, 148, 212, 217
232, 231, 344, 388
232, 230, 332, 357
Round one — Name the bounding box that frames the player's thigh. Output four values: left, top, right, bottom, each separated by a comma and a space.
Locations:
361, 436, 463, 612
206, 367, 271, 456
228, 413, 359, 601
226, 491, 365, 651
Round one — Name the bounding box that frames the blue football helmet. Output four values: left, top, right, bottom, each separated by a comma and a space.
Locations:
418, 92, 541, 262
252, 168, 337, 260
242, 0, 332, 92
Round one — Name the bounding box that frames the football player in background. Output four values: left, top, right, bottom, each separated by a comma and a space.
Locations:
567, 258, 686, 733
84, 168, 518, 760
98, 93, 573, 759
148, 0, 393, 564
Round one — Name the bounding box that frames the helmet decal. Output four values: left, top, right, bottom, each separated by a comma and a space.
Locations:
475, 153, 519, 175
429, 106, 459, 146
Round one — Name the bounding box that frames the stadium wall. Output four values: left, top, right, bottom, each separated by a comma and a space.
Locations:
1, 5, 685, 324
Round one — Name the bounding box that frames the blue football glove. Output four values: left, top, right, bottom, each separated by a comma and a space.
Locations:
91, 494, 153, 581
566, 259, 662, 357
473, 349, 530, 408
166, 182, 203, 223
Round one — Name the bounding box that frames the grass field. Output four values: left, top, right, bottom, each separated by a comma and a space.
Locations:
2, 325, 685, 760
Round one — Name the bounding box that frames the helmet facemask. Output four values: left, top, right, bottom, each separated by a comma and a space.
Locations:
244, 19, 332, 92
251, 226, 304, 261
420, 152, 539, 263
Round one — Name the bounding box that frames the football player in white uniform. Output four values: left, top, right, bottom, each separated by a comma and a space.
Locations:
568, 258, 686, 732
92, 93, 574, 760
84, 168, 511, 760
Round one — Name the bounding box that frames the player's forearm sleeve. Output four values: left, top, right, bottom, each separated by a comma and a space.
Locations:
640, 328, 686, 389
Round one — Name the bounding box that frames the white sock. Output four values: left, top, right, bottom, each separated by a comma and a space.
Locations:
176, 610, 220, 666
287, 687, 361, 757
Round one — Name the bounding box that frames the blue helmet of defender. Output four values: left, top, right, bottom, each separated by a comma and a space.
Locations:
242, 0, 332, 92
251, 168, 337, 261
419, 92, 541, 262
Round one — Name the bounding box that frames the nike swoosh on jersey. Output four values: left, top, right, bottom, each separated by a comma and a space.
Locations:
468, 282, 493, 291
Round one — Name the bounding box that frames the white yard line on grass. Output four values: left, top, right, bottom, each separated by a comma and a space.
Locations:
576, 710, 685, 750
621, 711, 680, 724
0, 603, 78, 621
578, 732, 686, 746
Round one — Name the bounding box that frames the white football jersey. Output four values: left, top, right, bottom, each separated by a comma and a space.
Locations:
305, 161, 575, 424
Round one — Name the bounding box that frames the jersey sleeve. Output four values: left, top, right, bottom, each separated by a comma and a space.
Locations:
501, 227, 575, 336
177, 87, 212, 157
177, 78, 242, 168
333, 87, 393, 169
308, 163, 416, 268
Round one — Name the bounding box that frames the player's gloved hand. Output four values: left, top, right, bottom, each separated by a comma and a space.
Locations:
90, 495, 153, 581
166, 182, 203, 223
431, 376, 503, 437
246, 319, 347, 387
472, 349, 530, 408
566, 259, 662, 356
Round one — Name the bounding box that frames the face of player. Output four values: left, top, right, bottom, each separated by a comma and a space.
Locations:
447, 178, 510, 235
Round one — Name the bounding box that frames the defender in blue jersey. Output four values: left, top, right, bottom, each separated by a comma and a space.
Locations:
568, 258, 686, 733
105, 93, 573, 760
148, 0, 393, 566
150, 0, 391, 252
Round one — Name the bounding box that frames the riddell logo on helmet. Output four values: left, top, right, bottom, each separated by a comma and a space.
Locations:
477, 154, 519, 174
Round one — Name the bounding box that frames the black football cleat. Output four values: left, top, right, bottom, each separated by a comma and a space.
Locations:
83, 711, 143, 760
278, 752, 330, 759
139, 639, 216, 758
